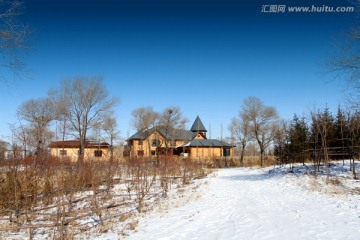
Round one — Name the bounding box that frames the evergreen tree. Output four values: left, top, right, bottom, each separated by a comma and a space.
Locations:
288, 114, 309, 164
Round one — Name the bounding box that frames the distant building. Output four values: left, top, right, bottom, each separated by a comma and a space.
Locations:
49, 140, 110, 161
125, 116, 234, 158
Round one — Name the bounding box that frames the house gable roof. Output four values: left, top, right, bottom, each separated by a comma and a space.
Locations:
190, 116, 207, 132
128, 127, 196, 141
127, 128, 156, 140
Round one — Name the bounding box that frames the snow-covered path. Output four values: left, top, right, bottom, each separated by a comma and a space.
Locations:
126, 167, 360, 240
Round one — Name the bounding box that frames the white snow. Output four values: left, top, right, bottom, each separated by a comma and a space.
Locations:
124, 165, 360, 240
1, 162, 359, 239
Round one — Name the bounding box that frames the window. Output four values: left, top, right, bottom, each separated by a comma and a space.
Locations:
94, 150, 103, 157
139, 139, 143, 145
151, 150, 156, 156
223, 148, 230, 157
59, 150, 67, 156
123, 151, 130, 157
137, 150, 144, 156
152, 139, 160, 147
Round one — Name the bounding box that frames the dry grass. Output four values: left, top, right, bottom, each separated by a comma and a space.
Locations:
186, 155, 277, 168
326, 177, 342, 186
353, 187, 360, 194
308, 175, 347, 195
0, 155, 210, 239
128, 220, 139, 230
119, 213, 132, 222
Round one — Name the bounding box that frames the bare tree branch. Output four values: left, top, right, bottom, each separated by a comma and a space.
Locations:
330, 26, 360, 109
17, 97, 56, 158
51, 76, 119, 164
0, 0, 30, 82
241, 96, 278, 167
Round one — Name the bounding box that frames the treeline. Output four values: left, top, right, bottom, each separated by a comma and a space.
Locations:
273, 106, 359, 178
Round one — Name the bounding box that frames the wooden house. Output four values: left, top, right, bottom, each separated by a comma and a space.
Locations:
49, 140, 110, 161
125, 116, 234, 158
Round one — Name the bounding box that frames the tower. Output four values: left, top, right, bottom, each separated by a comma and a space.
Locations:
190, 116, 207, 139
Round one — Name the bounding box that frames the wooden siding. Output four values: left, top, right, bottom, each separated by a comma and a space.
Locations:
50, 146, 109, 161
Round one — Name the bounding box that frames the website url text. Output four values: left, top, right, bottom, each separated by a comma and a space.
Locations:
261, 5, 354, 13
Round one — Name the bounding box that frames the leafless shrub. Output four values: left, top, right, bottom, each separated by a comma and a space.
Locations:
206, 157, 239, 168
0, 154, 209, 238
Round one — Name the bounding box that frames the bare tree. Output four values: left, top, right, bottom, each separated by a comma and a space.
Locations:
330, 26, 360, 109
158, 106, 188, 155
102, 116, 120, 161
310, 111, 321, 174
49, 88, 73, 161
15, 123, 32, 158
347, 111, 359, 179
131, 106, 159, 159
131, 107, 158, 132
17, 98, 56, 158
51, 76, 119, 163
0, 0, 30, 82
310, 107, 336, 180
228, 112, 250, 167
241, 96, 278, 167
7, 123, 23, 160
10, 115, 31, 158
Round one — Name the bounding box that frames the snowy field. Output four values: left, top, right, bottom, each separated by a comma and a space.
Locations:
1, 162, 359, 239
123, 163, 360, 240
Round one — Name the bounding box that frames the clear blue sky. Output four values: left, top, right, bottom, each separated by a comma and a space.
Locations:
0, 0, 358, 140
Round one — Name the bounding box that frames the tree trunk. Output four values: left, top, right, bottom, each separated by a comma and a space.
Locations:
260, 148, 264, 167
35, 123, 44, 162
78, 138, 86, 165
352, 156, 357, 179
110, 136, 114, 162
240, 143, 246, 167
147, 139, 152, 161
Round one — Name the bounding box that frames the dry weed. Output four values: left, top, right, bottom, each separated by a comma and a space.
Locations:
327, 177, 342, 186
119, 213, 131, 222
0, 155, 210, 239
128, 220, 139, 230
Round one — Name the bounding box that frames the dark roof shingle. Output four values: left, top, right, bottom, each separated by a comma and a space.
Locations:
128, 127, 195, 141
190, 116, 207, 132
178, 139, 234, 148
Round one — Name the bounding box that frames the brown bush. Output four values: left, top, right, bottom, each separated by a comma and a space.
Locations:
0, 155, 209, 238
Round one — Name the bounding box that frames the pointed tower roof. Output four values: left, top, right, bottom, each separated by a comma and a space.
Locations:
190, 116, 207, 132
